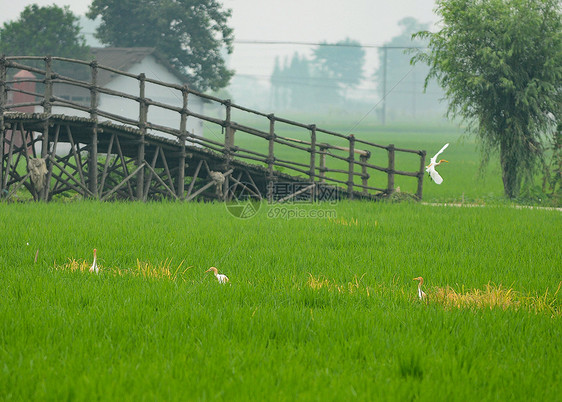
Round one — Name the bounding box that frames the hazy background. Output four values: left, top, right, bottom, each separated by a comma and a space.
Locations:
0, 0, 446, 122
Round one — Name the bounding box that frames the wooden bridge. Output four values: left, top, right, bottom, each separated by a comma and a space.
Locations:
0, 56, 427, 203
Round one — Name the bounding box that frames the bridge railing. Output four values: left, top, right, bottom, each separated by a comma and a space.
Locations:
0, 55, 427, 199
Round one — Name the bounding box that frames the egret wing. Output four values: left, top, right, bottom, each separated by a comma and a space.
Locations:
433, 143, 449, 159
428, 166, 444, 184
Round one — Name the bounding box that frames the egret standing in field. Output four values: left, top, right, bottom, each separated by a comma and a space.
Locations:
413, 277, 427, 300
206, 266, 229, 284
426, 143, 449, 184
89, 248, 98, 273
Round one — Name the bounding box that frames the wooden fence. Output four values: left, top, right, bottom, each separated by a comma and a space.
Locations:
0, 55, 427, 201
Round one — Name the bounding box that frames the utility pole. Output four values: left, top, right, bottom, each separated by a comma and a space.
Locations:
381, 46, 387, 126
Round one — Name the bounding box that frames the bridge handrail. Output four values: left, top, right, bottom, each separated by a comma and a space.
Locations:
0, 55, 427, 198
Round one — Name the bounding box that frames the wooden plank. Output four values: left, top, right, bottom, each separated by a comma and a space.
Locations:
347, 135, 356, 199
387, 144, 395, 194
101, 162, 145, 201
65, 125, 87, 190
113, 134, 134, 199
99, 133, 115, 194
48, 155, 94, 197
185, 159, 203, 199
417, 150, 426, 200
143, 145, 160, 201
159, 146, 176, 197
44, 123, 61, 200
144, 162, 179, 200
185, 168, 233, 202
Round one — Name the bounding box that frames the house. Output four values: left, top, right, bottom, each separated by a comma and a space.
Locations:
51, 47, 205, 140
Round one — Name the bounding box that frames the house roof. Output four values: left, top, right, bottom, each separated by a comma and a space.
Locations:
90, 47, 190, 87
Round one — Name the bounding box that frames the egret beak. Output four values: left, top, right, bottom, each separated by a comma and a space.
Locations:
440, 159, 448, 163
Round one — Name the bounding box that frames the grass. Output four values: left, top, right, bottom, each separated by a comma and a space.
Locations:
1, 119, 560, 400
1, 200, 561, 400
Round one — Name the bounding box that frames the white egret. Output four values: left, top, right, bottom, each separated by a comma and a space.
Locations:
89, 249, 98, 273
206, 266, 229, 284
413, 277, 427, 300
426, 143, 449, 184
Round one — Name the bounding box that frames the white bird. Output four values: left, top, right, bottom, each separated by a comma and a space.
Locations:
206, 266, 229, 284
425, 143, 449, 184
89, 248, 98, 273
413, 277, 427, 300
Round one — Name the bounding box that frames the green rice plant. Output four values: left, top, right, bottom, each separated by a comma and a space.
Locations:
0, 199, 560, 401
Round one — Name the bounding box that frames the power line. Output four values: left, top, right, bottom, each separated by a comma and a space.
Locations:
79, 32, 424, 50
233, 40, 425, 49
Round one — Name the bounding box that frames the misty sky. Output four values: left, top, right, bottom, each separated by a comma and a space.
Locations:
0, 0, 439, 83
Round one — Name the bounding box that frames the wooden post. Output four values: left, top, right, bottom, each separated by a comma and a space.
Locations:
267, 114, 275, 202
222, 99, 234, 196
178, 85, 189, 199
347, 135, 355, 199
41, 56, 53, 201
0, 56, 6, 196
360, 154, 369, 195
137, 73, 147, 200
416, 150, 426, 200
387, 144, 395, 194
319, 146, 327, 183
89, 61, 99, 198
309, 124, 316, 182
224, 100, 234, 164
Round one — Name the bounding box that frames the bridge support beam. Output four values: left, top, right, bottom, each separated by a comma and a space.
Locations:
40, 56, 53, 201
137, 74, 147, 201
89, 127, 98, 198
89, 61, 99, 199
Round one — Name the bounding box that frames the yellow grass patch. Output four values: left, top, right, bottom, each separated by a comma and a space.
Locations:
429, 282, 562, 317
305, 274, 561, 317
432, 284, 518, 310
54, 258, 191, 281
307, 273, 370, 295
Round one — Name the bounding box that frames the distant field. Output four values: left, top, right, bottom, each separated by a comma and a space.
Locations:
218, 119, 506, 203
1, 201, 560, 400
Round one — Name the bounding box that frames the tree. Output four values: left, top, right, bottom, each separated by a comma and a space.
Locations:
375, 17, 444, 121
87, 0, 234, 92
0, 4, 90, 60
413, 0, 562, 198
311, 38, 365, 99
270, 53, 314, 111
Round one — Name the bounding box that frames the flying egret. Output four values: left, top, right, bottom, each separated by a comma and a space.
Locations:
413, 277, 427, 300
89, 249, 98, 273
206, 266, 229, 284
425, 143, 449, 184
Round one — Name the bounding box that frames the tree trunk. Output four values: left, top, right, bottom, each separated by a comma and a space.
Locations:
500, 140, 520, 199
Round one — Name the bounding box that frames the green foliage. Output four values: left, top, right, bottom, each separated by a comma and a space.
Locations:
0, 201, 561, 400
271, 53, 313, 110
312, 38, 365, 93
412, 0, 562, 198
270, 39, 365, 110
0, 4, 90, 60
86, 0, 234, 92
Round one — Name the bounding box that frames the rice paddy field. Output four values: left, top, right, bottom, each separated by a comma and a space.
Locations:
1, 122, 561, 401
